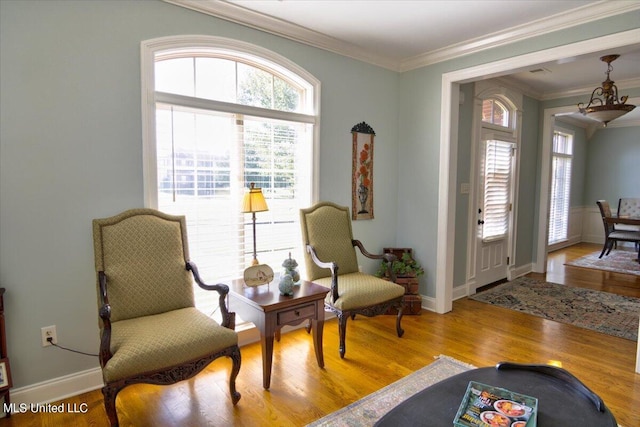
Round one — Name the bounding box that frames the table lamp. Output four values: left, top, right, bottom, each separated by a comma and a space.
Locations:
242, 182, 269, 265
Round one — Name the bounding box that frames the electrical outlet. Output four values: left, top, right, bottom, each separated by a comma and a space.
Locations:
41, 325, 57, 347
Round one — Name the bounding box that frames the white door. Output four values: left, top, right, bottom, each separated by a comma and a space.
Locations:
475, 136, 515, 286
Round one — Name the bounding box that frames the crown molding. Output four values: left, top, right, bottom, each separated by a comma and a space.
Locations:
162, 0, 399, 70
399, 1, 640, 71
164, 0, 640, 73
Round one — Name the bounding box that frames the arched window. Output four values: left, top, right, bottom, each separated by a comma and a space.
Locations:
482, 98, 510, 128
141, 37, 319, 313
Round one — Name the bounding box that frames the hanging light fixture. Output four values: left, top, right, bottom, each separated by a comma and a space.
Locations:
578, 54, 635, 127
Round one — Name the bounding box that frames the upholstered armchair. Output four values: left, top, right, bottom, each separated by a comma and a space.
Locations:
596, 200, 640, 258
92, 209, 241, 426
299, 202, 405, 358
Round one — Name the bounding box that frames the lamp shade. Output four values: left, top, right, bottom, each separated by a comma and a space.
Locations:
242, 183, 269, 213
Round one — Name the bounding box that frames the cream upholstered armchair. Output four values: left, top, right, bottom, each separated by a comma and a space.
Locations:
92, 209, 241, 426
300, 202, 405, 358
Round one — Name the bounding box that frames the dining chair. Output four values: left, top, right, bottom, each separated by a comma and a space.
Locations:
617, 198, 640, 250
596, 200, 640, 258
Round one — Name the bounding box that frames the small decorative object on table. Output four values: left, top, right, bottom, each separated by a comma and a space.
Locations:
244, 264, 274, 287
282, 252, 300, 283
278, 274, 294, 296
278, 253, 299, 295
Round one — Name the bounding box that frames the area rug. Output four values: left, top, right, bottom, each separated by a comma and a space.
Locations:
306, 355, 475, 426
565, 249, 640, 276
470, 277, 640, 340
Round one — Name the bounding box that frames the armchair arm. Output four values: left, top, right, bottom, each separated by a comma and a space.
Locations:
353, 240, 398, 282
186, 261, 236, 330
306, 244, 340, 303
97, 271, 113, 368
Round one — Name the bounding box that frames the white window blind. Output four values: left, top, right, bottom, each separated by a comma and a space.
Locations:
548, 130, 573, 245
482, 139, 514, 241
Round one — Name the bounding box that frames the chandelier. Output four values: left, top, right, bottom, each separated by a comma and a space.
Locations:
578, 54, 635, 127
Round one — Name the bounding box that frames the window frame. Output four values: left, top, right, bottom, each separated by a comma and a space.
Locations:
141, 36, 320, 209
140, 36, 320, 317
481, 98, 511, 130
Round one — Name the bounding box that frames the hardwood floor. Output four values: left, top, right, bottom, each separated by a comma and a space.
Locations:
4, 243, 639, 427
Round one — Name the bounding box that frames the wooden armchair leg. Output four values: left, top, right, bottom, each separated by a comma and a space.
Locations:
395, 304, 405, 338
338, 313, 348, 359
229, 346, 242, 405
102, 385, 119, 427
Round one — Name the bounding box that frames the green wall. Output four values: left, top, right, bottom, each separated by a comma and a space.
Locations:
585, 126, 640, 204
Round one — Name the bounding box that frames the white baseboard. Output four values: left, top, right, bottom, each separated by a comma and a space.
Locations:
9, 368, 104, 412
510, 263, 532, 279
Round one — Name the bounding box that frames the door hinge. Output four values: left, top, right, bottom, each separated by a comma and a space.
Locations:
509, 203, 512, 211
507, 256, 510, 264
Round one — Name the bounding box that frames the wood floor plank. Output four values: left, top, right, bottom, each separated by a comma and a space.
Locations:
3, 243, 639, 427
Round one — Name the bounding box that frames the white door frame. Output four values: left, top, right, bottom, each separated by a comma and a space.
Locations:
435, 28, 640, 314
469, 84, 522, 291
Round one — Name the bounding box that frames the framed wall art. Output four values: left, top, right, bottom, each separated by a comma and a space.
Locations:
351, 122, 375, 220
0, 358, 11, 391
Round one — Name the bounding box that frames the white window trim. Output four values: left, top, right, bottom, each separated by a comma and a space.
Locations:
141, 35, 321, 208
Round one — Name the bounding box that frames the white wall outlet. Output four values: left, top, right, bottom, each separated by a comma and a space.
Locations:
41, 325, 57, 347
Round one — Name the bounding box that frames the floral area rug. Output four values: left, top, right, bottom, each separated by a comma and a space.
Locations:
470, 277, 639, 340
306, 355, 474, 427
564, 249, 640, 276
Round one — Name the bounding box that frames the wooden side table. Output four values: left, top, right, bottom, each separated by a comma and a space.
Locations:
228, 279, 329, 389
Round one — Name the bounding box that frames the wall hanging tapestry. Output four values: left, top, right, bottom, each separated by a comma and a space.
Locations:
352, 122, 375, 220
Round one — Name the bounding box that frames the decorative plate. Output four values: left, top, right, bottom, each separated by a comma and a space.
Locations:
243, 264, 274, 287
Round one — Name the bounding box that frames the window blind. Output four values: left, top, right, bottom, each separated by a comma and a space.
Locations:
156, 103, 311, 315
482, 139, 514, 241
548, 131, 573, 245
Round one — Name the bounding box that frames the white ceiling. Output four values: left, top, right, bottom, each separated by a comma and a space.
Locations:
167, 0, 640, 127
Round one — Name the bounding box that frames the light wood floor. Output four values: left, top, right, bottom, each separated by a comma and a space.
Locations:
4, 243, 639, 427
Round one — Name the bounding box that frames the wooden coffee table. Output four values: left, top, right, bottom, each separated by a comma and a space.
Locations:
228, 279, 330, 389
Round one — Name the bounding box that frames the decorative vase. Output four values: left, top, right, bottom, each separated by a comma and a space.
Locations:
278, 274, 294, 296
282, 252, 300, 283
357, 183, 369, 214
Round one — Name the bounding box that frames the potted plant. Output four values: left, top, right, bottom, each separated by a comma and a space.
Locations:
376, 252, 424, 278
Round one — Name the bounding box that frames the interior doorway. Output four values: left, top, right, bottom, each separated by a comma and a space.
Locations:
435, 29, 640, 314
